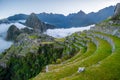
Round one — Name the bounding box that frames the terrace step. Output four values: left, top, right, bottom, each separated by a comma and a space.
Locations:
61, 32, 120, 80
32, 35, 112, 80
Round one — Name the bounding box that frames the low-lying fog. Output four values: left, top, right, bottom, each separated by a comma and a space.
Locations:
45, 25, 94, 38
0, 22, 26, 53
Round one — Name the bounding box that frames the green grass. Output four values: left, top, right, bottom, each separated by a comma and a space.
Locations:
111, 23, 120, 27
28, 35, 39, 39
41, 42, 54, 44
47, 36, 89, 70
103, 17, 112, 23
32, 35, 112, 80
48, 43, 86, 71
30, 30, 120, 80
55, 38, 65, 42
62, 32, 120, 80
65, 42, 96, 65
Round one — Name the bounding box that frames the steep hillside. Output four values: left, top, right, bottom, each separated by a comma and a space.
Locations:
31, 3, 120, 80
31, 31, 120, 80
25, 13, 55, 33
0, 33, 65, 80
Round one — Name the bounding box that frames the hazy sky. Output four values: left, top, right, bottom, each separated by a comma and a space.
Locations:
0, 0, 120, 19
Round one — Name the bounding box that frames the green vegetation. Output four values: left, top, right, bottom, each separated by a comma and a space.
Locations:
28, 35, 39, 39
0, 40, 64, 80
55, 38, 65, 42
31, 25, 120, 80
32, 34, 113, 80
111, 23, 120, 27
103, 17, 112, 23
41, 42, 54, 44
47, 41, 94, 71
1, 16, 120, 80
63, 32, 120, 80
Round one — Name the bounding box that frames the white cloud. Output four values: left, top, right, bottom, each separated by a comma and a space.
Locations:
0, 23, 26, 34
45, 24, 95, 38
0, 22, 27, 53
0, 38, 12, 53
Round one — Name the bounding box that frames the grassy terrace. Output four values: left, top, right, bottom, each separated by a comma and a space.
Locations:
48, 41, 95, 71
67, 42, 96, 64
48, 36, 88, 70
55, 38, 65, 42
61, 32, 120, 80
44, 35, 91, 70
31, 33, 113, 80
40, 42, 54, 44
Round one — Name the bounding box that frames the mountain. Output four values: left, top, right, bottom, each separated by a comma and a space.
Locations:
37, 13, 67, 28
87, 6, 115, 22
5, 13, 55, 41
0, 6, 115, 28
25, 13, 46, 33
8, 14, 28, 21
39, 6, 115, 27
112, 3, 120, 19
66, 10, 87, 27
25, 13, 55, 33
6, 25, 21, 41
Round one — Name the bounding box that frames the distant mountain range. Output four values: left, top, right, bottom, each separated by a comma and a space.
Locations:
0, 6, 115, 28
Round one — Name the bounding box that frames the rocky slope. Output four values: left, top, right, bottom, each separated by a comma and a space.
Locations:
113, 3, 120, 19
6, 25, 34, 41
6, 25, 21, 41
25, 13, 55, 33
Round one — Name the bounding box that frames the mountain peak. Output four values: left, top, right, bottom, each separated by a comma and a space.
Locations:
29, 13, 40, 21
25, 13, 43, 32
30, 13, 37, 17
112, 3, 120, 19
25, 13, 55, 33
77, 10, 86, 15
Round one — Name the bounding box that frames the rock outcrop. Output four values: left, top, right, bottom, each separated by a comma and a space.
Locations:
112, 3, 120, 19
6, 25, 35, 41
25, 13, 55, 33
91, 3, 120, 38
6, 25, 21, 41
21, 27, 34, 34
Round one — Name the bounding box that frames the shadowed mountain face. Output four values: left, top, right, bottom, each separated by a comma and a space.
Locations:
112, 3, 120, 19
25, 13, 55, 33
5, 6, 115, 28
25, 13, 45, 32
6, 25, 21, 41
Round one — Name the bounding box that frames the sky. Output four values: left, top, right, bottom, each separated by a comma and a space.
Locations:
0, 0, 120, 19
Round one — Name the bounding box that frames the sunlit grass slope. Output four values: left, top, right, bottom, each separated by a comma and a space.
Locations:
30, 29, 120, 80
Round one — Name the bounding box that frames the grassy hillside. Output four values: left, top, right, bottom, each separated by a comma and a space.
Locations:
31, 19, 120, 80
